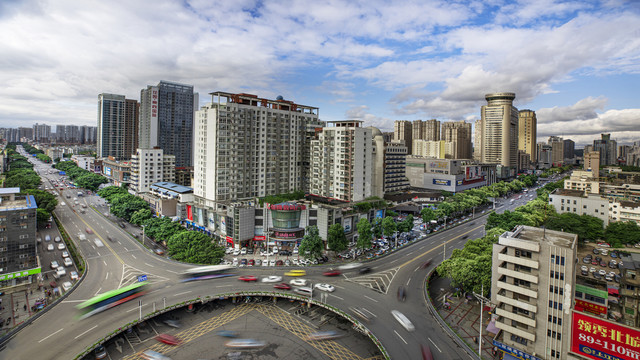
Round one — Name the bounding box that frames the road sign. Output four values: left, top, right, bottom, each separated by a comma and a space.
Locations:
137, 275, 148, 282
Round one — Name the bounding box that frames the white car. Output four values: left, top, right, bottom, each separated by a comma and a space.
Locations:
47, 244, 54, 251
391, 310, 415, 332
232, 258, 239, 266
261, 275, 282, 283
269, 260, 276, 266
233, 249, 240, 256
50, 260, 59, 269
58, 243, 66, 250
63, 257, 73, 267
225, 248, 233, 254
94, 239, 104, 248
54, 236, 61, 243
240, 248, 247, 255
62, 281, 73, 292
62, 251, 70, 258
338, 262, 363, 271
290, 279, 308, 286
314, 283, 335, 292
56, 267, 66, 277
70, 271, 79, 281
292, 247, 299, 254
580, 265, 588, 272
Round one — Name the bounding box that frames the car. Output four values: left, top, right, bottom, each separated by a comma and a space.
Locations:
591, 259, 599, 265
599, 269, 607, 276
359, 267, 372, 275
290, 278, 308, 286
615, 274, 621, 283
63, 257, 73, 267
239, 275, 258, 282
51, 260, 59, 269
293, 247, 299, 254
248, 259, 255, 266
162, 319, 182, 328
323, 270, 341, 277
580, 265, 588, 272
314, 283, 335, 292
58, 243, 66, 250
225, 339, 266, 349
307, 331, 342, 341
608, 271, 616, 278
240, 248, 247, 255
598, 242, 611, 248
397, 286, 407, 301
233, 249, 240, 256
56, 267, 66, 277
70, 271, 79, 281
240, 259, 248, 267
118, 223, 126, 229
420, 259, 433, 269
261, 275, 282, 283
232, 258, 239, 266
107, 236, 115, 242
54, 236, 61, 243
140, 350, 172, 360
275, 260, 284, 266
593, 248, 600, 254
269, 259, 276, 266
610, 260, 618, 268
94, 345, 107, 359
581, 270, 589, 276
85, 228, 93, 234
247, 248, 254, 255
590, 267, 597, 273
601, 249, 609, 256
294, 287, 313, 296
255, 259, 262, 266
285, 270, 306, 277
225, 248, 233, 254
216, 330, 238, 338
391, 310, 415, 332
284, 259, 291, 266
155, 333, 182, 346
605, 275, 613, 282
62, 281, 73, 292
47, 244, 54, 251
583, 257, 591, 264
611, 251, 618, 258
338, 262, 363, 271
274, 283, 291, 290
600, 260, 607, 267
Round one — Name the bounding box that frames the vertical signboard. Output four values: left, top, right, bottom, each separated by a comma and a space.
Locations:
187, 205, 193, 221
571, 311, 640, 360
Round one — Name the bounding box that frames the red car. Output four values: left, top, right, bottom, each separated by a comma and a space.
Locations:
239, 275, 258, 282
155, 334, 181, 346
323, 270, 341, 277
274, 283, 291, 290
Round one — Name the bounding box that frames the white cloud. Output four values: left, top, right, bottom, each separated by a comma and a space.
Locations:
344, 105, 391, 131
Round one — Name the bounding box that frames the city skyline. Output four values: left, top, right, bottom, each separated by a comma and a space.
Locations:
0, 0, 639, 147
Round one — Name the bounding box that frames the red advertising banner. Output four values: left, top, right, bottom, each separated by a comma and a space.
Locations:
187, 205, 193, 221
253, 236, 266, 241
226, 236, 233, 245
571, 311, 640, 360
575, 299, 608, 316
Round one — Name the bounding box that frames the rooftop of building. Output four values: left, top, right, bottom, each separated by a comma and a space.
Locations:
0, 194, 37, 212
502, 225, 577, 249
551, 188, 586, 197
617, 200, 640, 208
150, 182, 193, 194
0, 188, 21, 196
620, 253, 640, 271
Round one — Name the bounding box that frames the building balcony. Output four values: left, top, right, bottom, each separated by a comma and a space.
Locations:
496, 294, 537, 313
495, 308, 536, 328
496, 280, 538, 299
495, 320, 536, 342
497, 267, 538, 284
497, 253, 539, 269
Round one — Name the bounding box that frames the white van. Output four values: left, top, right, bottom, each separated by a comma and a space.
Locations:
391, 310, 415, 332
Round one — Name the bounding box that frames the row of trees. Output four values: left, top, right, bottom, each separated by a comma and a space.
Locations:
54, 161, 108, 191
97, 186, 225, 264
3, 144, 58, 225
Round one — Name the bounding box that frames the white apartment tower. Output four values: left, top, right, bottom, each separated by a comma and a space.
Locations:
130, 148, 175, 193
310, 121, 373, 202
193, 92, 322, 204
491, 225, 577, 360
480, 92, 519, 167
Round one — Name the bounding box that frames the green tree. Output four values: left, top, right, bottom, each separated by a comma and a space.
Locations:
298, 225, 324, 260
130, 208, 153, 225
24, 189, 58, 213
36, 208, 50, 225
142, 217, 184, 242
545, 213, 604, 242
356, 218, 372, 250
109, 193, 149, 222
167, 231, 224, 264
5, 171, 41, 189
421, 207, 436, 224
372, 218, 383, 239
327, 223, 348, 254
485, 210, 534, 232
382, 216, 397, 238
98, 186, 129, 202
605, 221, 640, 247
437, 234, 496, 295
36, 154, 51, 163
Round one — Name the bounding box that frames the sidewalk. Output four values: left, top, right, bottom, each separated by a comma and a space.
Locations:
0, 279, 56, 337
428, 274, 501, 360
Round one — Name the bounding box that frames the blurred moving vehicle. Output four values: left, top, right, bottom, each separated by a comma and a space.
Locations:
225, 339, 266, 349
307, 331, 342, 341
76, 281, 149, 320
216, 330, 238, 338
238, 275, 258, 282
391, 310, 415, 332
322, 270, 341, 277
397, 286, 406, 302
141, 350, 172, 360
181, 265, 234, 282
274, 283, 291, 290
314, 283, 335, 292
350, 307, 372, 322
155, 334, 182, 346
261, 275, 282, 283
284, 269, 306, 277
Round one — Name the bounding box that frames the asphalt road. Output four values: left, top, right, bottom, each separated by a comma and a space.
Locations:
2, 154, 535, 360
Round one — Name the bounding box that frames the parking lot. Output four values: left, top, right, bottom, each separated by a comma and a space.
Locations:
577, 242, 622, 283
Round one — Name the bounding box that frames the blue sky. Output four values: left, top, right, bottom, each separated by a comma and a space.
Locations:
0, 0, 639, 147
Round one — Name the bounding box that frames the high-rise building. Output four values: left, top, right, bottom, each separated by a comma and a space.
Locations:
310, 121, 373, 202
563, 139, 575, 161
18, 127, 33, 141
479, 92, 519, 167
33, 123, 51, 142
474, 119, 482, 161
548, 136, 564, 166
139, 80, 196, 167
412, 139, 451, 159
441, 121, 472, 159
80, 125, 97, 144
130, 148, 175, 194
193, 92, 322, 203
537, 142, 552, 169
518, 110, 537, 163
394, 120, 413, 154
584, 151, 600, 172
97, 93, 126, 159
0, 188, 39, 286
371, 129, 409, 196
124, 99, 139, 158
593, 133, 617, 166
491, 225, 577, 360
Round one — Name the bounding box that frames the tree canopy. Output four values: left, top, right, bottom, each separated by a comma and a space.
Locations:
299, 225, 324, 260
167, 231, 224, 264
356, 217, 372, 250
327, 223, 348, 254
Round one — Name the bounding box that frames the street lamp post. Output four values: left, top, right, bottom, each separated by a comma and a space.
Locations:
443, 216, 447, 263
141, 225, 146, 246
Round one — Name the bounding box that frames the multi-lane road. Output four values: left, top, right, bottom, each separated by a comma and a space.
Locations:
2, 153, 532, 359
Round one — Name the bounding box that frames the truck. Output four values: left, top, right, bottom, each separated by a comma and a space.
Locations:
59, 171, 66, 176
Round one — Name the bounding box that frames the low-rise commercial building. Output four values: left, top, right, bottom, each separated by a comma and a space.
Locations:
405, 157, 487, 193
548, 189, 610, 225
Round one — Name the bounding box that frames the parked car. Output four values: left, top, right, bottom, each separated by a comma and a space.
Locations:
70, 271, 79, 281
63, 257, 73, 267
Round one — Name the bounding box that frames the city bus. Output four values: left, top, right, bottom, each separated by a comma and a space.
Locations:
180, 265, 234, 282
76, 281, 149, 320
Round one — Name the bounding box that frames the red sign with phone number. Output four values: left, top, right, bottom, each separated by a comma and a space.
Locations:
571, 311, 640, 360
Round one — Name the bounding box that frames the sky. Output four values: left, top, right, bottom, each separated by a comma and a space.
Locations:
1, 0, 639, 147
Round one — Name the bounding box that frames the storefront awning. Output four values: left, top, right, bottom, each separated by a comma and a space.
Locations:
608, 287, 619, 295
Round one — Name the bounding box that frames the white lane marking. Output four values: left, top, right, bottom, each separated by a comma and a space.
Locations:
364, 295, 378, 303
131, 255, 137, 259
144, 263, 154, 267
74, 325, 98, 340
362, 308, 377, 317
216, 284, 233, 287
38, 328, 63, 343
406, 251, 414, 256
124, 247, 128, 251
105, 272, 109, 280
103, 260, 107, 266
419, 246, 425, 250
174, 291, 192, 297
333, 285, 345, 289
428, 337, 442, 352
117, 241, 122, 245
406, 277, 411, 286
394, 330, 408, 344
388, 259, 398, 264
126, 306, 142, 313
166, 270, 179, 274
329, 294, 344, 300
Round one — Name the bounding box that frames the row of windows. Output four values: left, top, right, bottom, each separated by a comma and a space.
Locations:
549, 300, 563, 310
550, 255, 565, 266
550, 271, 564, 280
549, 285, 564, 296
548, 315, 563, 325
547, 329, 562, 340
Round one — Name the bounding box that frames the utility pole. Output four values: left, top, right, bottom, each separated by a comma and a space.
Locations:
478, 283, 483, 357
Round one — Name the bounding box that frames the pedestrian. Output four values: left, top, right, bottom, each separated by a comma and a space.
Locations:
23, 304, 26, 311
